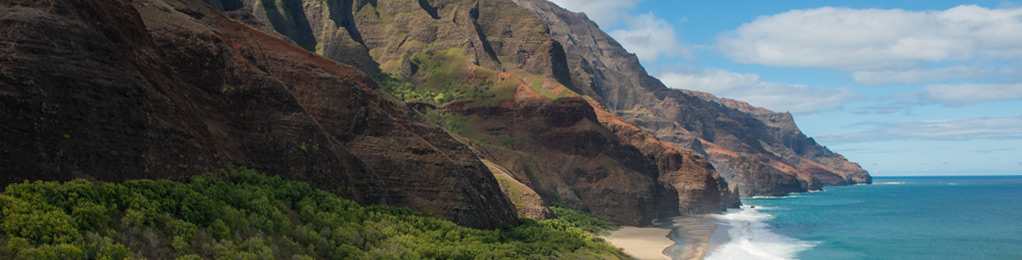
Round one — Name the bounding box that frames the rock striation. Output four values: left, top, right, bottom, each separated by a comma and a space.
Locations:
202, 0, 741, 225
0, 0, 517, 229
513, 0, 871, 196
0, 0, 866, 229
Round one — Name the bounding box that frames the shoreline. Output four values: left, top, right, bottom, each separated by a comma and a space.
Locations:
665, 215, 720, 260
604, 226, 674, 260
605, 215, 726, 260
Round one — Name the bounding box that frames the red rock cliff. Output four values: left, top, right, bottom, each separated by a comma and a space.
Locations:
513, 0, 871, 196
0, 0, 518, 229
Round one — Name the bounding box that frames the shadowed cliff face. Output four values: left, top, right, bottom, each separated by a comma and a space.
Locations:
513, 0, 871, 197
205, 0, 741, 224
443, 94, 673, 225
428, 70, 735, 225
0, 0, 517, 229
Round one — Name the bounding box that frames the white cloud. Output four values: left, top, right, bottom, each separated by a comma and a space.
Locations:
609, 13, 689, 63
716, 5, 1022, 70
852, 65, 992, 86
547, 0, 643, 27
908, 83, 1022, 105
659, 68, 859, 114
817, 114, 1022, 144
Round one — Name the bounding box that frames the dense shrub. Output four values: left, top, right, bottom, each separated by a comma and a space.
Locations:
0, 168, 628, 259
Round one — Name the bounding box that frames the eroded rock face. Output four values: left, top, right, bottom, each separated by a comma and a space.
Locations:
441, 91, 674, 225
204, 0, 573, 83
428, 70, 736, 225
201, 0, 742, 225
0, 0, 517, 229
591, 104, 740, 213
513, 0, 871, 197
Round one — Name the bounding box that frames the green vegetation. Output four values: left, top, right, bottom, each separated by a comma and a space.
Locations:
548, 205, 619, 236
376, 72, 448, 103
375, 48, 516, 106
421, 109, 474, 138
376, 70, 498, 105
0, 168, 628, 259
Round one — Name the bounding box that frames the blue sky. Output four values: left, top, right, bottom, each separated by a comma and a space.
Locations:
549, 0, 1022, 176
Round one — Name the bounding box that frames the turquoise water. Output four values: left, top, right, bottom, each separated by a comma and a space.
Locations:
700, 176, 1022, 260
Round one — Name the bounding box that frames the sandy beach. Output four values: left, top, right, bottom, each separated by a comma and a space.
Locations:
605, 215, 725, 260
667, 215, 721, 260
605, 226, 675, 260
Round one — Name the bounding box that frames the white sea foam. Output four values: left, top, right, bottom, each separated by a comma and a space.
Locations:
750, 195, 788, 199
704, 206, 816, 260
875, 181, 905, 185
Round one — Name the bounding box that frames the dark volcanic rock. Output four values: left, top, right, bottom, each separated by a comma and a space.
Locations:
435, 72, 735, 225
446, 92, 674, 225
190, 0, 742, 224
0, 0, 517, 229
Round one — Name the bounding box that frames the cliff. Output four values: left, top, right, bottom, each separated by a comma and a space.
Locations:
0, 0, 517, 229
199, 0, 740, 224
513, 0, 871, 196
0, 0, 858, 230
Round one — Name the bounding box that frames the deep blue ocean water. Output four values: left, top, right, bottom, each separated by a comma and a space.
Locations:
695, 176, 1022, 260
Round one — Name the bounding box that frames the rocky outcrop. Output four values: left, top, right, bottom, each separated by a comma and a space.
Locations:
514, 0, 871, 196
0, 0, 517, 229
680, 90, 872, 187
590, 103, 740, 212
428, 69, 734, 225
481, 159, 553, 220
204, 0, 573, 83
205, 0, 740, 224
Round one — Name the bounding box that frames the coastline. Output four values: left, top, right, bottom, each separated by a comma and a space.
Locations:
665, 216, 720, 260
605, 226, 675, 260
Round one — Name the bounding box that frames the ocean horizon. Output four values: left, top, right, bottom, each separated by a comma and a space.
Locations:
666, 175, 1022, 260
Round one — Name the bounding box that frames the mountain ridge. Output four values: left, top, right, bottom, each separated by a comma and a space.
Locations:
1, 0, 869, 232
513, 0, 871, 196
1, 0, 518, 229
201, 0, 741, 225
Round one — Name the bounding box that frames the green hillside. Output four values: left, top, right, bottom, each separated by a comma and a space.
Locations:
0, 168, 628, 260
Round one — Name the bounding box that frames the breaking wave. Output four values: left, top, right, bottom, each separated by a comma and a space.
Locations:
704, 206, 816, 260
874, 181, 906, 185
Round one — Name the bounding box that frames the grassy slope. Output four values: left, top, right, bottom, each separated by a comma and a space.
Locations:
0, 168, 628, 260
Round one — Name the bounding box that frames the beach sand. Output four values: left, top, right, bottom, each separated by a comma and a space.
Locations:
667, 216, 720, 260
605, 226, 675, 260
606, 215, 729, 260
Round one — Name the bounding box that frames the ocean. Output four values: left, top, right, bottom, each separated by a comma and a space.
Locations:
666, 176, 1022, 260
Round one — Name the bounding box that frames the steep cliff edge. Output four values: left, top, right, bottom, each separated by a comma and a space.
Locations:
0, 0, 517, 228
205, 0, 740, 224
514, 0, 871, 196
680, 90, 872, 186
422, 65, 734, 225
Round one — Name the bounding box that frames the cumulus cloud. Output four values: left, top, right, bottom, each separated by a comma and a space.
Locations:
716, 5, 1022, 70
547, 0, 643, 27
659, 68, 859, 114
609, 13, 690, 63
904, 83, 1022, 105
817, 114, 1022, 144
852, 65, 992, 86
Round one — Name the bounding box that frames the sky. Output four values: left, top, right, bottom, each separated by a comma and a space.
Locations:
548, 0, 1022, 176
